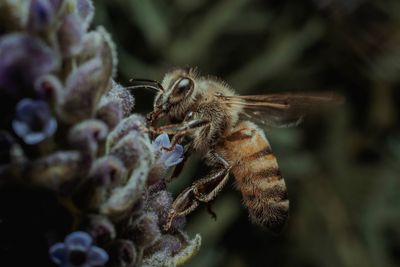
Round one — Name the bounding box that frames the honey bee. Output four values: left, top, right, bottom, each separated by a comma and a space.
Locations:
132, 67, 342, 233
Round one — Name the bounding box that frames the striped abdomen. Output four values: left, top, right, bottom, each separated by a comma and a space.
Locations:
218, 121, 289, 233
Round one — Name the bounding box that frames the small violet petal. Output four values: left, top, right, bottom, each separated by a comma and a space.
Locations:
12, 99, 57, 145
162, 144, 184, 166
152, 133, 170, 151
152, 134, 184, 167
22, 131, 47, 145
49, 243, 67, 265
164, 156, 183, 167
87, 246, 109, 265
65, 231, 92, 249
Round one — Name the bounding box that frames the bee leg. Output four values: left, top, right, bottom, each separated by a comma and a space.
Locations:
157, 118, 210, 151
154, 118, 209, 135
164, 187, 199, 231
164, 152, 229, 230
192, 153, 231, 203
192, 166, 231, 203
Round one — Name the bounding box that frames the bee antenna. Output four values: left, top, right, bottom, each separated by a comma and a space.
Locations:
125, 85, 163, 92
128, 78, 164, 92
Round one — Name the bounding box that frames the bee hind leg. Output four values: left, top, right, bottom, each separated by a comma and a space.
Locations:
164, 187, 199, 231
164, 153, 231, 230
191, 163, 231, 203
191, 152, 231, 207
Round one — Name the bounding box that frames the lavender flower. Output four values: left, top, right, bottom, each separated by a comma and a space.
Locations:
0, 34, 58, 95
0, 1, 202, 266
152, 133, 184, 167
12, 98, 57, 145
49, 231, 109, 267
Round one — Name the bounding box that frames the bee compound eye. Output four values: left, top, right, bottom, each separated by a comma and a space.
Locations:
175, 78, 193, 94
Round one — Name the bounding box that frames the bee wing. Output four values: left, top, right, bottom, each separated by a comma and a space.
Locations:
218, 92, 344, 128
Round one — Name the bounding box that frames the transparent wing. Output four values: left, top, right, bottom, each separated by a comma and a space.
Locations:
217, 92, 344, 128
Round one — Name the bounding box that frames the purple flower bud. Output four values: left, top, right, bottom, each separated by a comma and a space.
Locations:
27, 0, 54, 32
49, 231, 109, 267
0, 34, 58, 95
29, 151, 82, 191
142, 234, 201, 266
109, 132, 144, 169
146, 234, 182, 256
106, 114, 147, 151
12, 98, 57, 145
109, 240, 137, 267
147, 190, 186, 232
147, 190, 172, 226
82, 215, 116, 246
76, 0, 94, 29
34, 74, 63, 103
68, 119, 108, 157
107, 81, 135, 116
59, 48, 113, 123
89, 155, 126, 187
58, 13, 84, 57
152, 134, 184, 167
133, 212, 162, 248
100, 168, 149, 218
96, 99, 123, 130
77, 28, 117, 78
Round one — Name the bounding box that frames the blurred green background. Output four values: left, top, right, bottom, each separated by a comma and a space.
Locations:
93, 1, 400, 266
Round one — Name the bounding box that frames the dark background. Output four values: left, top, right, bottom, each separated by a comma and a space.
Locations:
93, 1, 400, 266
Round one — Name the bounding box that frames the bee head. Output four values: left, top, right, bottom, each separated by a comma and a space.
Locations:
151, 67, 198, 124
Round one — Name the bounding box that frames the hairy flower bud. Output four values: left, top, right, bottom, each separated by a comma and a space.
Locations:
0, 34, 58, 95
28, 151, 82, 191
68, 119, 108, 158
58, 14, 84, 57
34, 74, 63, 104
89, 155, 126, 187
81, 215, 116, 246
96, 99, 123, 130
58, 57, 111, 123
106, 114, 147, 152
109, 239, 137, 267
133, 212, 162, 249
27, 0, 55, 33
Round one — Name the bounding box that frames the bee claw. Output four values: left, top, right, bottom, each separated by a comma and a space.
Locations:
163, 211, 176, 232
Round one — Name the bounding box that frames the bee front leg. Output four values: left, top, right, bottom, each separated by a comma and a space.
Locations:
156, 118, 210, 151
